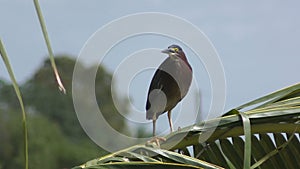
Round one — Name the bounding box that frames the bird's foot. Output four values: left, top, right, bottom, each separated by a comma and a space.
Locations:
146, 136, 166, 147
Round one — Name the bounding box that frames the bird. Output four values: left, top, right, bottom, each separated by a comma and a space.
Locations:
146, 44, 193, 141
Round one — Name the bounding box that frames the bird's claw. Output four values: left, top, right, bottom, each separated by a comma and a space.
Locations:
146, 136, 166, 147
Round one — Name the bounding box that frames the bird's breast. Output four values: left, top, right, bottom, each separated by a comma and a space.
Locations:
170, 58, 192, 98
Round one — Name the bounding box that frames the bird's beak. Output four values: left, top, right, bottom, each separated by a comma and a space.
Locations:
161, 48, 171, 54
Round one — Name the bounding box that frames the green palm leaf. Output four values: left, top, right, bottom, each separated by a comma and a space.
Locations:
74, 145, 223, 169
74, 83, 300, 169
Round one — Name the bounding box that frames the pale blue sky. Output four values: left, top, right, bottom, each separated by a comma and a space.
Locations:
1, 1, 300, 134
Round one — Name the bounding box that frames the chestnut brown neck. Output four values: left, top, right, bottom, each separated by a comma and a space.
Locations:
177, 51, 192, 71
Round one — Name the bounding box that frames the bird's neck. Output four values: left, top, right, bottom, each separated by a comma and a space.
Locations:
177, 53, 192, 71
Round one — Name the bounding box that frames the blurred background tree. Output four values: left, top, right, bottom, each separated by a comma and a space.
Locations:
0, 55, 129, 169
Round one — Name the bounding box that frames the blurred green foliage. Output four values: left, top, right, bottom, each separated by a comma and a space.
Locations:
0, 56, 129, 169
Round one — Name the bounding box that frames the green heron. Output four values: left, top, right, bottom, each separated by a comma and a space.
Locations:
146, 44, 193, 139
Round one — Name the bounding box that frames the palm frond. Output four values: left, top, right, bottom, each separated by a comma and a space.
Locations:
74, 145, 223, 169
74, 83, 300, 169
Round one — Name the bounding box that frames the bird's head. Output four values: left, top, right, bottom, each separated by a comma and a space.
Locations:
161, 45, 183, 57
161, 44, 192, 70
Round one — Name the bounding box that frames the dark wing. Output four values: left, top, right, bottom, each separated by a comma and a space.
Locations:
146, 68, 164, 120
146, 58, 182, 120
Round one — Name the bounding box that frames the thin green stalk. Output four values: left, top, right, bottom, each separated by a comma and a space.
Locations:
0, 39, 28, 169
33, 0, 66, 94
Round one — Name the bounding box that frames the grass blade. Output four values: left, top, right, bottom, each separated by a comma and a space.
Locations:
33, 0, 66, 94
0, 39, 28, 169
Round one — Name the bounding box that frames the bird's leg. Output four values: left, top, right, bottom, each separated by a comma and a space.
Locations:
152, 119, 156, 136
167, 110, 173, 133
147, 119, 166, 147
